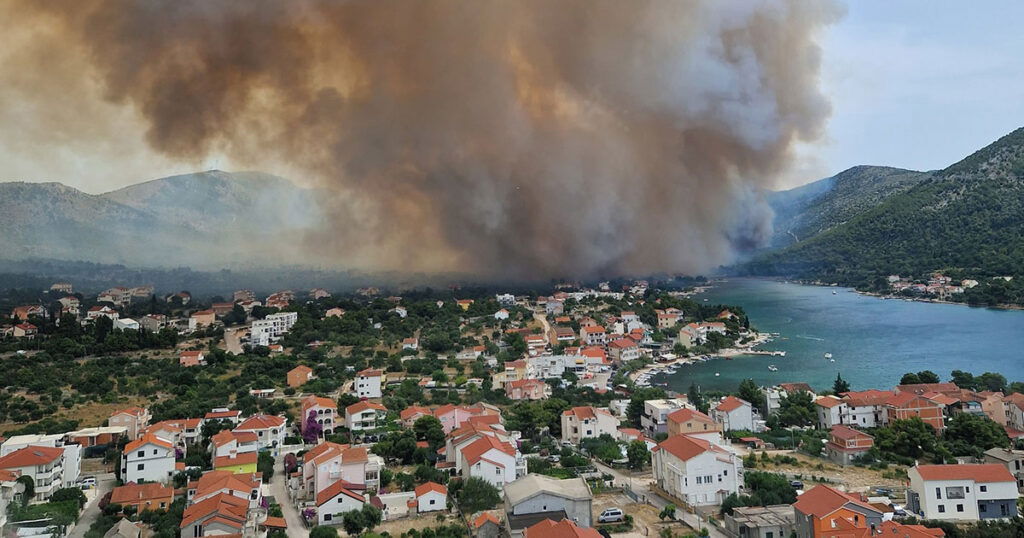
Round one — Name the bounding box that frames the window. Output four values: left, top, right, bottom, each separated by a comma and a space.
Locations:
956, 504, 963, 512
980, 504, 987, 513
137, 450, 145, 457
496, 468, 501, 475
430, 499, 436, 505
137, 464, 145, 470
325, 514, 332, 522
153, 449, 158, 455
1001, 504, 1010, 516
938, 505, 945, 513
935, 487, 942, 499
696, 476, 702, 485
338, 498, 344, 503
980, 485, 988, 492
723, 470, 728, 476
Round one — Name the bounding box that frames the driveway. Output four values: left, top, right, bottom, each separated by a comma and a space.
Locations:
592, 460, 727, 538
68, 472, 115, 538
268, 455, 309, 537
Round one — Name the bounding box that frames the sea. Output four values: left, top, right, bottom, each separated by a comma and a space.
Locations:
655, 279, 1024, 393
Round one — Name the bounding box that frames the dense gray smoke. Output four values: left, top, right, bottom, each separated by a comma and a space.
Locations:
7, 0, 841, 278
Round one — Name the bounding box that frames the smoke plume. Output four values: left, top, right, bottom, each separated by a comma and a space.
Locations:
6, 0, 841, 278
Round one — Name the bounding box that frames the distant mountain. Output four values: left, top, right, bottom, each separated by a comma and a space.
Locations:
0, 171, 320, 268
748, 127, 1024, 284
768, 165, 931, 248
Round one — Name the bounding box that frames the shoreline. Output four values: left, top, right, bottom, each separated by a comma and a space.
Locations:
629, 330, 781, 384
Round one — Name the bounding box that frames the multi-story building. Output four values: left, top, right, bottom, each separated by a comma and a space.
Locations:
792, 485, 883, 538
121, 433, 176, 484
300, 442, 383, 498
560, 406, 619, 446
345, 402, 388, 431
354, 368, 384, 399
232, 415, 286, 456
907, 464, 1018, 521
983, 447, 1024, 491
579, 325, 607, 347
710, 396, 755, 432
640, 398, 689, 436
825, 425, 874, 466
651, 434, 743, 506
248, 311, 298, 347
666, 408, 722, 443
0, 446, 66, 501
110, 482, 175, 513
459, 435, 523, 488
0, 434, 82, 487
300, 395, 337, 438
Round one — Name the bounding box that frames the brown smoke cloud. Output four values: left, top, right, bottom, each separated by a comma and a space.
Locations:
5, 0, 842, 279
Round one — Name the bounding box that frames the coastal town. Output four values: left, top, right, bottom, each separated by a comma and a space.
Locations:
0, 279, 1020, 538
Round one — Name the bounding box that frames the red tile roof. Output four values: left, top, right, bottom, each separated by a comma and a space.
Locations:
215, 452, 258, 468
666, 408, 715, 425
346, 401, 387, 415
461, 435, 515, 465
473, 512, 501, 528
914, 464, 1014, 483
715, 396, 748, 413
793, 485, 879, 519
652, 434, 722, 462
111, 482, 174, 505
525, 519, 601, 538
180, 492, 248, 528
414, 481, 447, 497
830, 425, 872, 441
234, 414, 285, 430
316, 479, 365, 506
124, 433, 173, 454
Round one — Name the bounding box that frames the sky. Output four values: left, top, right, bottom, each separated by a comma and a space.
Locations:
0, 1, 1022, 193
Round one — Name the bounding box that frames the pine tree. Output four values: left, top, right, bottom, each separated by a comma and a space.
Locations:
833, 373, 850, 394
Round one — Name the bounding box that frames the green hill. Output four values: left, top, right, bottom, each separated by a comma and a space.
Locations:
747, 127, 1024, 287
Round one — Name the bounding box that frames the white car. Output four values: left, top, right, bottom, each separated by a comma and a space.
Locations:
79, 476, 97, 489
598, 508, 625, 523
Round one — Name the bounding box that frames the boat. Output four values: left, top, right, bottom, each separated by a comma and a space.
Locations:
829, 358, 835, 362
714, 372, 720, 377
832, 290, 837, 295
767, 365, 778, 372
824, 352, 833, 359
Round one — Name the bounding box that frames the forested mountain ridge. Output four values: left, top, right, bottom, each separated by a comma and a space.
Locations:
746, 127, 1024, 291
767, 165, 931, 248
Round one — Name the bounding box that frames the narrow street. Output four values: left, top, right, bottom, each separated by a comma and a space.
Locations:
268, 455, 309, 538
591, 461, 728, 538
68, 472, 115, 538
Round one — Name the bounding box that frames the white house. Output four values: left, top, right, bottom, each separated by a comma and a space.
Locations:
315, 481, 365, 525
710, 396, 755, 432
814, 396, 848, 429
414, 482, 447, 513
460, 435, 522, 488
120, 434, 175, 484
232, 415, 286, 456
345, 402, 388, 431
494, 309, 510, 321
907, 464, 1018, 521
560, 406, 619, 446
354, 368, 384, 399
652, 434, 743, 506
301, 442, 383, 498
640, 398, 689, 436
0, 446, 66, 501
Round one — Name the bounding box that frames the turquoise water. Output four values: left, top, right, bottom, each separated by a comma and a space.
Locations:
657, 279, 1024, 393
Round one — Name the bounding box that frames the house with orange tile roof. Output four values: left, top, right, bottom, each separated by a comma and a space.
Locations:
120, 433, 175, 484
710, 396, 755, 432
651, 434, 742, 506
287, 365, 314, 388
0, 446, 65, 501
204, 408, 242, 424
315, 479, 365, 525
12, 323, 37, 339
190, 309, 216, 329
179, 350, 205, 367
110, 482, 174, 512
838, 390, 894, 428
186, 470, 262, 509
473, 512, 502, 538
399, 406, 433, 427
148, 418, 204, 447
10, 305, 45, 321
560, 406, 618, 446
884, 392, 946, 431
666, 408, 722, 442
300, 395, 338, 438
459, 435, 522, 487
209, 430, 258, 462
110, 407, 151, 440
402, 337, 419, 350
607, 337, 640, 363
505, 378, 548, 401
345, 401, 388, 431
814, 395, 848, 430
579, 325, 607, 347
299, 441, 382, 497
826, 425, 874, 466
433, 403, 502, 434
354, 368, 384, 399
492, 359, 530, 390
793, 484, 883, 538
907, 464, 1017, 521
414, 481, 447, 512
640, 398, 690, 436
179, 492, 249, 537
524, 519, 601, 538
876, 521, 945, 538
233, 414, 286, 456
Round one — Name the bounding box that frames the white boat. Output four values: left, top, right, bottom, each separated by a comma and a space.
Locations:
832, 290, 837, 295
714, 372, 720, 376
824, 352, 833, 359
829, 358, 835, 362
767, 365, 778, 372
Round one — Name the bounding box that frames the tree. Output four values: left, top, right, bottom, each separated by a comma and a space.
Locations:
627, 387, 667, 428
341, 509, 366, 536
414, 415, 446, 450
50, 487, 86, 508
258, 452, 275, 481
874, 417, 936, 459
457, 477, 501, 513
917, 370, 940, 384
659, 504, 676, 520
688, 383, 708, 414
360, 503, 382, 532
310, 526, 339, 538
944, 413, 1009, 456
738, 379, 763, 412
16, 475, 34, 506
832, 373, 850, 394
627, 440, 649, 470
776, 391, 815, 427
303, 411, 323, 444
899, 373, 921, 385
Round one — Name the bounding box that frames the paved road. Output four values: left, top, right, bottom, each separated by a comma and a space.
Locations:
268, 455, 309, 537
68, 473, 116, 538
592, 461, 727, 538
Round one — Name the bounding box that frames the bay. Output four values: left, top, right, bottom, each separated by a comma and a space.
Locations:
657, 279, 1024, 393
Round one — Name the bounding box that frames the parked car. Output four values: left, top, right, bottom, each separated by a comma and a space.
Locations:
874, 487, 893, 496
598, 508, 625, 523
790, 480, 804, 489
547, 455, 561, 463
79, 476, 97, 489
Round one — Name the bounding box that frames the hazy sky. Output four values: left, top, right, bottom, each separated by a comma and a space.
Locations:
1, 1, 1022, 193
